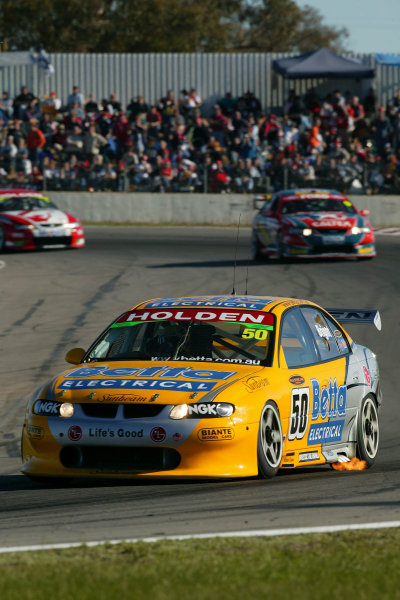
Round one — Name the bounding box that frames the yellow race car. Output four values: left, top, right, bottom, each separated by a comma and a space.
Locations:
21, 295, 382, 481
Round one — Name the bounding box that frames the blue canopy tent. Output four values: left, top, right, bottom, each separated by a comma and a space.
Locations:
273, 48, 375, 115
273, 48, 375, 79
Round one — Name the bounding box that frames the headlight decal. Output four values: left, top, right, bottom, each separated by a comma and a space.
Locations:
169, 402, 235, 419
33, 400, 74, 418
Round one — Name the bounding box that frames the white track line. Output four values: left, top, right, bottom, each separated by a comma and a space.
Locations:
1, 521, 399, 555
374, 228, 400, 235
0, 260, 5, 269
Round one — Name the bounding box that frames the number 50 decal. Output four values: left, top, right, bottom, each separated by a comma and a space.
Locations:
288, 387, 309, 441
241, 328, 269, 340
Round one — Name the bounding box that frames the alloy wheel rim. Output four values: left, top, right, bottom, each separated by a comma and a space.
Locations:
362, 398, 379, 459
260, 406, 282, 467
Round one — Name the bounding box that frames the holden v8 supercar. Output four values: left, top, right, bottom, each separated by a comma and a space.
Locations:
0, 189, 85, 251
251, 189, 375, 260
22, 295, 381, 481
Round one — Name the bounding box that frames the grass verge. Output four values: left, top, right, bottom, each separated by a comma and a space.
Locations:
0, 529, 399, 600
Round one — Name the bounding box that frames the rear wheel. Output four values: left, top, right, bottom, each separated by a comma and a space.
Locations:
356, 395, 379, 467
257, 401, 283, 478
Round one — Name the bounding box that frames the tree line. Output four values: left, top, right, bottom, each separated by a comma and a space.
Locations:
0, 0, 348, 53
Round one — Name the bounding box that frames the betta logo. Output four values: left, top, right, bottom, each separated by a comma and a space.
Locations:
311, 378, 346, 420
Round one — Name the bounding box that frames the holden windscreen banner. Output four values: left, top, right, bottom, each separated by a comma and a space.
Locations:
112, 308, 274, 329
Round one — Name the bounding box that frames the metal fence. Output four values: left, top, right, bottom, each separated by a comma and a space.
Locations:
0, 52, 398, 115
2, 165, 398, 196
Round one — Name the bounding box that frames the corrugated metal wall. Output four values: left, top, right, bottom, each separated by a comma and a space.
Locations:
0, 52, 398, 114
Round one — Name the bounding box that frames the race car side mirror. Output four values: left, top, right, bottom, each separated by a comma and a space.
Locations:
360, 209, 370, 216
65, 347, 86, 365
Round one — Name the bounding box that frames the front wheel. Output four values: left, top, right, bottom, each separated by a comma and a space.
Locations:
257, 401, 283, 478
276, 232, 286, 260
0, 225, 5, 252
356, 395, 379, 467
251, 231, 264, 261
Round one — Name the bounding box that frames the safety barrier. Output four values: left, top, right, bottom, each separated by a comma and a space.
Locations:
49, 192, 400, 228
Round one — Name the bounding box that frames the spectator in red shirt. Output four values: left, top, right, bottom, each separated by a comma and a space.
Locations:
25, 118, 46, 165
259, 113, 281, 148
211, 160, 231, 193
159, 159, 175, 190
112, 111, 129, 158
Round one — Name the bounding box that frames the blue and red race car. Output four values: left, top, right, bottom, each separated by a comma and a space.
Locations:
251, 189, 375, 260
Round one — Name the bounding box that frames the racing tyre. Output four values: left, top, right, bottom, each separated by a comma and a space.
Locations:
251, 231, 265, 261
356, 395, 379, 468
257, 401, 283, 478
0, 225, 5, 252
276, 232, 286, 261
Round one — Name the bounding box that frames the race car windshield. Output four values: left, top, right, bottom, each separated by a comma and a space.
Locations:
281, 198, 356, 215
0, 196, 57, 211
87, 308, 275, 365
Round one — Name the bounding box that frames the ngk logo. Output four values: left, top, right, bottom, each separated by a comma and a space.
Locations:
188, 403, 218, 416
34, 401, 61, 416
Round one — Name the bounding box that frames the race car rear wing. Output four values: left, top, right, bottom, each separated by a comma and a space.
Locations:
326, 309, 381, 331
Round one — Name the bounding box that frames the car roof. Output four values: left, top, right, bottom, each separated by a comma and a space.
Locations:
278, 188, 348, 201
130, 295, 316, 313
0, 189, 48, 198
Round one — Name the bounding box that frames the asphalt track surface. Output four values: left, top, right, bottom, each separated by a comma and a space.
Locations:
0, 226, 399, 549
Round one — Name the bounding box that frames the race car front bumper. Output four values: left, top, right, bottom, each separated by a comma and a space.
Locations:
21, 407, 259, 479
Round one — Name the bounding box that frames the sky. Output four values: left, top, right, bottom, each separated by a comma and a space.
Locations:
295, 0, 400, 54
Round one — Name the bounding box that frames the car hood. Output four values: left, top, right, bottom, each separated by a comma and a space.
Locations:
3, 208, 69, 225
284, 212, 359, 230
46, 360, 266, 405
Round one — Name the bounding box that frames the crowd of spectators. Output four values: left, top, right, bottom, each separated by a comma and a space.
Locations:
0, 82, 400, 194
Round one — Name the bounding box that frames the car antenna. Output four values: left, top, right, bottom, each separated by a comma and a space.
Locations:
244, 262, 249, 295
232, 213, 241, 295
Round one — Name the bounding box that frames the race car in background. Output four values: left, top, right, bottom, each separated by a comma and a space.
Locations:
21, 295, 382, 482
0, 189, 85, 251
251, 189, 375, 260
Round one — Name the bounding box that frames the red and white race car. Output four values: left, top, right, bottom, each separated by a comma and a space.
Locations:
0, 189, 85, 251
